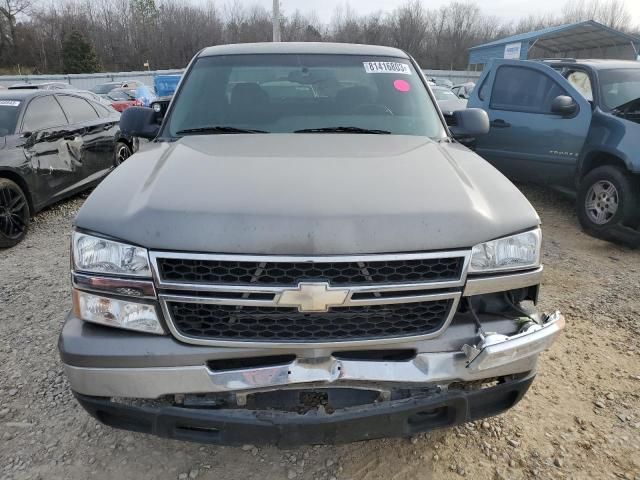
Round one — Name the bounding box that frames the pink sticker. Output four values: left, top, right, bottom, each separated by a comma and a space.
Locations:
394, 79, 411, 92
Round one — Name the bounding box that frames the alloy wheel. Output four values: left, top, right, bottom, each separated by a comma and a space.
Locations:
116, 144, 132, 165
0, 184, 28, 240
584, 180, 619, 226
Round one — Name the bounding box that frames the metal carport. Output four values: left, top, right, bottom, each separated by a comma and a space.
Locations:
468, 20, 640, 68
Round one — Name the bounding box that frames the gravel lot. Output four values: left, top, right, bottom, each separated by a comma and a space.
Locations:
1, 185, 639, 480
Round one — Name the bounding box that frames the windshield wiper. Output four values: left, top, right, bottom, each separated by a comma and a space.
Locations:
176, 126, 269, 135
294, 126, 391, 134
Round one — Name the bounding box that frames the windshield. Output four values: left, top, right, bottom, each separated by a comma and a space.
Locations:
108, 90, 135, 101
0, 102, 21, 135
599, 68, 640, 110
166, 54, 445, 138
91, 83, 118, 94
432, 88, 458, 101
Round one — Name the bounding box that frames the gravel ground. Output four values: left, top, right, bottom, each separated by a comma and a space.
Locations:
0, 185, 639, 480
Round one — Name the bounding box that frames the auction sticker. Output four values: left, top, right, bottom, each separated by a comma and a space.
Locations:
0, 100, 20, 107
363, 62, 411, 75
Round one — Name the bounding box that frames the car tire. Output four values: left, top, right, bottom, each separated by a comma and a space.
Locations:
115, 141, 132, 165
0, 178, 30, 248
577, 166, 640, 236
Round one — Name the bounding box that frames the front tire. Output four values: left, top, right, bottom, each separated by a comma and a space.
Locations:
115, 141, 132, 166
0, 178, 30, 248
577, 166, 640, 236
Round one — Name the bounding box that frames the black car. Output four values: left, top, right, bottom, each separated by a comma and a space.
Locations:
0, 90, 134, 247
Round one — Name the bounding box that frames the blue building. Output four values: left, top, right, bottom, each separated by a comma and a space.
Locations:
468, 20, 640, 69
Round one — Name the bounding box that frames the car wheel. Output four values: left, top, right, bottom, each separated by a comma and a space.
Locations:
0, 178, 30, 248
577, 166, 640, 235
115, 141, 132, 165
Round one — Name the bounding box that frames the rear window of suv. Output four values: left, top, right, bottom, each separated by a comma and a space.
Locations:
166, 54, 446, 138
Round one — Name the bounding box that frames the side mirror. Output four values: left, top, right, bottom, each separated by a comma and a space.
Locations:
449, 108, 490, 139
551, 95, 578, 117
119, 106, 160, 140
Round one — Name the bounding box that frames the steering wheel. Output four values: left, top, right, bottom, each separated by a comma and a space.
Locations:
351, 104, 394, 116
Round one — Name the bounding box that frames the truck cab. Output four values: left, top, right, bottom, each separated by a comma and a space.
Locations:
468, 58, 640, 244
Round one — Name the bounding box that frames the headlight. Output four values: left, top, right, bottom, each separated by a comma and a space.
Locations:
469, 228, 541, 274
73, 232, 151, 277
73, 290, 164, 334
152, 103, 162, 113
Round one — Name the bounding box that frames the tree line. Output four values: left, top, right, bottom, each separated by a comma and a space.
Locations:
0, 0, 636, 74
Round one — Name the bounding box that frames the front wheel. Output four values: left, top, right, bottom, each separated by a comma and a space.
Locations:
115, 141, 132, 166
0, 178, 30, 248
577, 166, 640, 235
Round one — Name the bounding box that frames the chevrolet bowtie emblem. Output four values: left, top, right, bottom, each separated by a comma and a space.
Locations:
276, 282, 349, 312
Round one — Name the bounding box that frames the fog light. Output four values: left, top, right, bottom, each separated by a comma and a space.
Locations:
73, 289, 164, 334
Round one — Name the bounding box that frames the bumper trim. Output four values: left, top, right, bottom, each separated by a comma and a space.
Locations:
64, 349, 540, 399
463, 267, 543, 296
74, 371, 535, 446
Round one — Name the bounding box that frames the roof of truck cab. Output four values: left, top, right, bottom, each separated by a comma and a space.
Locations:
199, 42, 409, 58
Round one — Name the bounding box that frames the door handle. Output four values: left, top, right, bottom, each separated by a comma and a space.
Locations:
490, 119, 511, 128
63, 135, 77, 141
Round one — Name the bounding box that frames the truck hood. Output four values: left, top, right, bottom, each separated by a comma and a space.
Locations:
75, 134, 539, 254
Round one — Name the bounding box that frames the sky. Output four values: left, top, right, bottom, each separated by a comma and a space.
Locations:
251, 0, 640, 24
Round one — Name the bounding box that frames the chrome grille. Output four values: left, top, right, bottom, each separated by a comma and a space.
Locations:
156, 256, 464, 286
168, 299, 453, 342
151, 251, 470, 347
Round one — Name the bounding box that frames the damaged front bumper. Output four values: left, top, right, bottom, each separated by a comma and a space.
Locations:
74, 371, 536, 446
63, 312, 564, 399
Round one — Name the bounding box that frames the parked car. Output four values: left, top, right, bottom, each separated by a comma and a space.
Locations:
90, 80, 144, 97
59, 42, 564, 446
0, 90, 134, 247
468, 58, 640, 244
434, 78, 454, 89
150, 95, 171, 118
431, 85, 467, 116
106, 88, 143, 112
9, 81, 70, 90
452, 82, 475, 99
68, 89, 116, 107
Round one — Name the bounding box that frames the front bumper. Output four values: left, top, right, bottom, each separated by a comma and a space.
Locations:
74, 371, 535, 446
62, 312, 564, 399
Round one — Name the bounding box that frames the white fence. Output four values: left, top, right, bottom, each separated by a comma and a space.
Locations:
0, 69, 480, 90
0, 69, 184, 89
423, 69, 481, 85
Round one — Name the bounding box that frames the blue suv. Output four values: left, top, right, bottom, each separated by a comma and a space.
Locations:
468, 58, 640, 245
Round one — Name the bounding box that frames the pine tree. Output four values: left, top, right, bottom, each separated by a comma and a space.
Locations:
61, 30, 101, 74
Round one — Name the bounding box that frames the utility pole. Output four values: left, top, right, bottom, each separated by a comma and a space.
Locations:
272, 0, 281, 42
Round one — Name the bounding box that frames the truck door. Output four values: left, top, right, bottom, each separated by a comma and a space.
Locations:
470, 60, 592, 187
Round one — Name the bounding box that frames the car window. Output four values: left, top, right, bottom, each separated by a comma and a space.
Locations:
490, 66, 566, 114
566, 71, 593, 102
167, 54, 446, 139
57, 95, 99, 123
91, 101, 114, 117
91, 83, 118, 94
0, 101, 22, 135
598, 68, 640, 110
432, 88, 458, 101
22, 95, 68, 131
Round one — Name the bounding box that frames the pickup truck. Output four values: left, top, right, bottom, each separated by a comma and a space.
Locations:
58, 43, 564, 446
468, 58, 640, 245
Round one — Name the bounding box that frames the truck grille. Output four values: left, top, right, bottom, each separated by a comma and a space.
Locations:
156, 256, 464, 286
167, 299, 453, 342
152, 251, 469, 346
